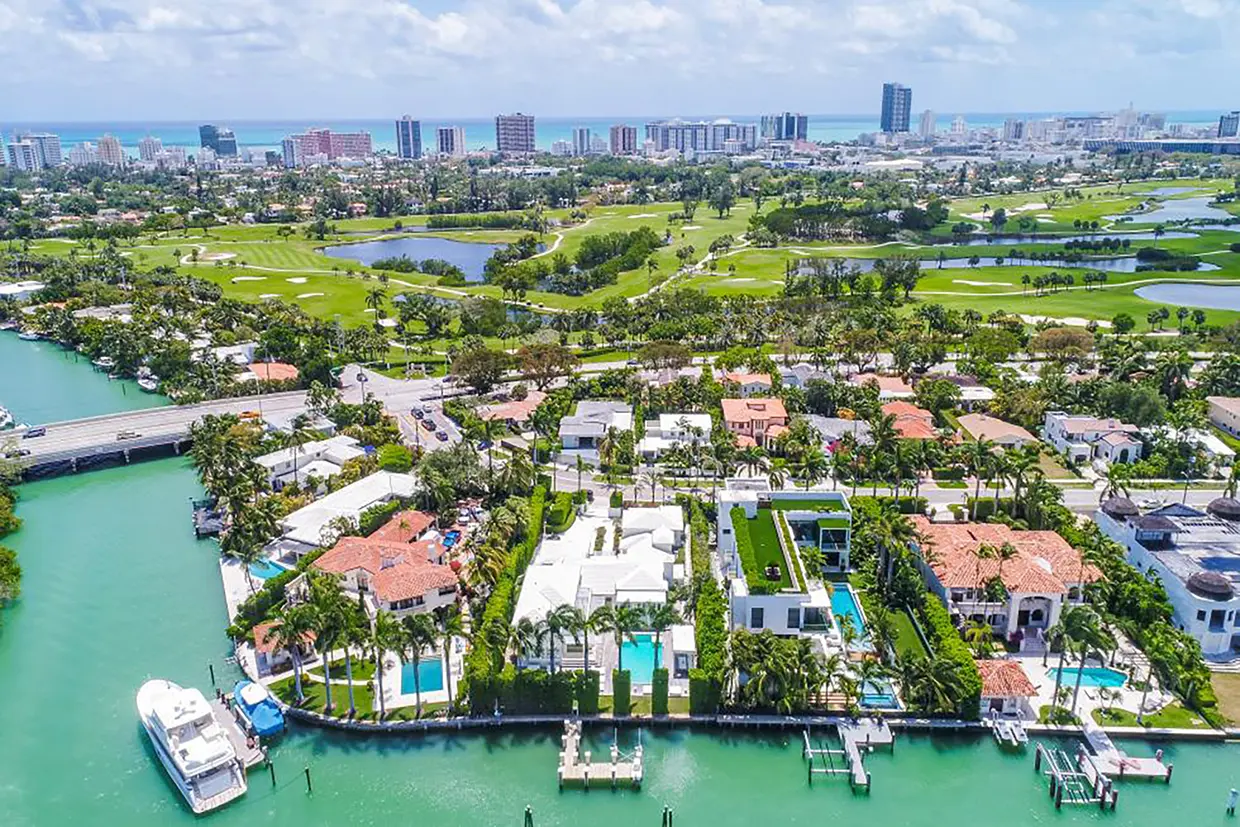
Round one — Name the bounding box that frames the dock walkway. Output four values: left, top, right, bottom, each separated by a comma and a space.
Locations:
210, 697, 267, 770
557, 720, 643, 790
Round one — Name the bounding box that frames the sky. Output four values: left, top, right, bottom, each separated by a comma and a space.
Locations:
1, 0, 1238, 121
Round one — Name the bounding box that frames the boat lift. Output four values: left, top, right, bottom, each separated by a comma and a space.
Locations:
1034, 743, 1119, 811
803, 720, 893, 793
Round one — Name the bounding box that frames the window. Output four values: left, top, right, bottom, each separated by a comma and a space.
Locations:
750, 607, 764, 628
1198, 610, 1207, 621
721, 528, 731, 536
787, 608, 801, 629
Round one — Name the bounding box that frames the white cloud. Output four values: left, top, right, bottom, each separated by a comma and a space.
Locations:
0, 0, 1235, 119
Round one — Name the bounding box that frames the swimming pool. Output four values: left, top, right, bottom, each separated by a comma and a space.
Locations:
248, 559, 288, 580
400, 657, 445, 695
830, 586, 867, 639
860, 679, 899, 709
621, 634, 662, 685
1047, 666, 1127, 689
443, 530, 461, 547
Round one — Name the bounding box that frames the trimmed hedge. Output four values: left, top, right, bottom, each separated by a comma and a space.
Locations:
688, 669, 721, 714
965, 497, 1013, 521
916, 594, 981, 719
545, 491, 575, 533
576, 670, 600, 714
687, 499, 710, 577
652, 669, 669, 715
609, 490, 623, 509
931, 466, 966, 481
359, 499, 404, 536
691, 576, 728, 714
612, 669, 632, 717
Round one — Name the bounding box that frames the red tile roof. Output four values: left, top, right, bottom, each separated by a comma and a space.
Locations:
479, 390, 547, 423
253, 620, 315, 655
882, 401, 937, 440
852, 373, 913, 395
911, 516, 1101, 595
977, 659, 1037, 698
723, 371, 773, 386
249, 362, 300, 382
368, 510, 434, 543
314, 535, 457, 603
721, 397, 788, 424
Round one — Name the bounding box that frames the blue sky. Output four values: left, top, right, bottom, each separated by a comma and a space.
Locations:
2, 0, 1237, 120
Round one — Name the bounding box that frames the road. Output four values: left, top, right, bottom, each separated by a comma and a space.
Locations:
337, 364, 464, 452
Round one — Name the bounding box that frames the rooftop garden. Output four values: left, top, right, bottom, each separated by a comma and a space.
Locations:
732, 506, 792, 593
770, 497, 849, 513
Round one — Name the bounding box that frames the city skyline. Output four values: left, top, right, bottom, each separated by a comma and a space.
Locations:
3, 0, 1238, 121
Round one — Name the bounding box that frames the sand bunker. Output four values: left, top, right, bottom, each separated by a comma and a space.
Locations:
682, 225, 703, 230
1019, 313, 1111, 329
200, 252, 236, 262
953, 279, 1012, 287
296, 293, 325, 299
286, 277, 308, 284
231, 276, 266, 283
628, 213, 658, 219
963, 202, 1048, 221
259, 294, 280, 299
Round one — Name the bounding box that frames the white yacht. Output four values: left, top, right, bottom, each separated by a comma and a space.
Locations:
136, 679, 248, 814
138, 376, 160, 393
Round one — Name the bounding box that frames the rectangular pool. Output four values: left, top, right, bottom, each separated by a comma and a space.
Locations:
401, 657, 445, 695
830, 585, 867, 639
621, 634, 662, 685
1047, 667, 1126, 689
248, 558, 288, 580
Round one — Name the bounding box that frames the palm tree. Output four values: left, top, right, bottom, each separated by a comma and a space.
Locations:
646, 603, 680, 677
437, 606, 464, 712
541, 604, 578, 674
863, 503, 917, 592
340, 613, 369, 718
400, 613, 439, 719
287, 418, 320, 487
271, 602, 316, 704
308, 574, 348, 712
1045, 605, 1101, 721
965, 437, 996, 520
371, 610, 402, 720
738, 444, 768, 477
794, 447, 829, 490
365, 285, 387, 328
964, 619, 992, 657
607, 604, 644, 673
638, 469, 659, 504
767, 457, 790, 489
512, 616, 543, 671
1100, 463, 1132, 504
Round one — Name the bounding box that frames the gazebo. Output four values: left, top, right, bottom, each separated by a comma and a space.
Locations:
976, 659, 1037, 720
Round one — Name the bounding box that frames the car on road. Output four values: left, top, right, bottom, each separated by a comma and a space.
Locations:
435, 431, 449, 442
116, 430, 142, 440
412, 409, 424, 420
238, 411, 261, 421
422, 403, 434, 413
421, 419, 436, 431
3, 448, 30, 459
23, 427, 46, 439
626, 359, 640, 366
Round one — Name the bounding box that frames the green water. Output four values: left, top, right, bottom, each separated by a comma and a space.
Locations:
3, 339, 1240, 825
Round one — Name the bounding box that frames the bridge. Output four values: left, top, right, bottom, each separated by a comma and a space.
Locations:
8, 391, 308, 478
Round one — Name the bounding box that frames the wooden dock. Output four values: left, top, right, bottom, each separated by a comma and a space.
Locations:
1034, 743, 1119, 810
1082, 719, 1172, 782
803, 719, 893, 792
210, 697, 267, 770
557, 720, 643, 790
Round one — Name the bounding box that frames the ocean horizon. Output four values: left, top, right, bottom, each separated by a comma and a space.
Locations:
2, 111, 1223, 156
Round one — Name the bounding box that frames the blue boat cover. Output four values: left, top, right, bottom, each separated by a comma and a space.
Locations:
233, 679, 285, 737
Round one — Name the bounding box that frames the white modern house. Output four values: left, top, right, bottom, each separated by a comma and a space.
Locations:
637, 413, 713, 460
1096, 497, 1240, 659
253, 434, 365, 491
716, 480, 853, 642
557, 401, 633, 455
0, 280, 45, 301
265, 471, 418, 558
1042, 411, 1142, 465
911, 516, 1100, 651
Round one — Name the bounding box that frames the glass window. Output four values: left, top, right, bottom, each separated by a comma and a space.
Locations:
750, 607, 764, 628
1197, 610, 1207, 621
787, 608, 801, 629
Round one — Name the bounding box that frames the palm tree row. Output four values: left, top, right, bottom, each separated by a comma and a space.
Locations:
510, 602, 680, 677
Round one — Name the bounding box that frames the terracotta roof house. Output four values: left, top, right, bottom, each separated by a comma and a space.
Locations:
851, 373, 914, 399
252, 620, 316, 677
307, 533, 458, 617
368, 509, 435, 544
881, 401, 937, 440
722, 398, 788, 447
479, 390, 547, 426
911, 516, 1101, 649
976, 659, 1037, 719
722, 371, 774, 398
957, 413, 1038, 449
244, 362, 300, 383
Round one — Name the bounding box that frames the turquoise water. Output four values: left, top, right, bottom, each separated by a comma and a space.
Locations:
1049, 667, 1128, 689
622, 634, 662, 685
400, 657, 445, 694
831, 585, 867, 639
248, 559, 288, 580
6, 337, 1240, 825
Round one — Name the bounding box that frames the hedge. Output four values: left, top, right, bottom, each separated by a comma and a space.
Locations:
652, 669, 669, 715
931, 466, 966, 481
916, 593, 981, 719
358, 499, 405, 536
612, 669, 632, 717
690, 575, 728, 714
609, 490, 623, 509
965, 497, 1013, 521
687, 499, 710, 578
576, 670, 600, 714
688, 669, 721, 714
227, 547, 327, 638
545, 491, 575, 533
731, 506, 778, 595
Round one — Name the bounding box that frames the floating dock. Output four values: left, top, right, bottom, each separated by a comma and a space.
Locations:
1082, 719, 1173, 782
803, 718, 894, 792
557, 720, 642, 790
210, 697, 267, 770
989, 711, 1029, 748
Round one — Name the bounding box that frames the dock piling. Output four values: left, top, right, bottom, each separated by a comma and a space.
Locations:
208, 662, 215, 687
304, 766, 312, 795
524, 805, 534, 827
268, 761, 276, 787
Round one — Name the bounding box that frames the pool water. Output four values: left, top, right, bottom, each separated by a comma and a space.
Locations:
248, 559, 288, 579
620, 634, 662, 685
1047, 666, 1127, 689
444, 530, 461, 547
860, 679, 899, 709
830, 586, 867, 639
400, 657, 445, 695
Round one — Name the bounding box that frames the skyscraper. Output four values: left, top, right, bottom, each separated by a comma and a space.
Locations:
436, 126, 467, 157
97, 134, 125, 166
761, 112, 808, 141
138, 136, 163, 162
951, 115, 968, 137
495, 113, 536, 153
1219, 111, 1240, 139
571, 127, 592, 156
880, 83, 912, 133
1002, 119, 1026, 142
200, 124, 238, 156
6, 141, 40, 171
395, 116, 422, 159
18, 132, 63, 167
918, 110, 936, 138
609, 124, 638, 155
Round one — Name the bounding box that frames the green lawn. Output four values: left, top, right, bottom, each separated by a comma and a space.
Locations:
271, 673, 376, 718
307, 658, 376, 681
891, 607, 930, 659
1091, 703, 1212, 730
599, 694, 691, 716
744, 509, 792, 589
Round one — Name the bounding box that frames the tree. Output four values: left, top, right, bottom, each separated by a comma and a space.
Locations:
400, 613, 439, 719
371, 610, 402, 720
965, 438, 996, 520
603, 603, 643, 673
450, 345, 511, 393
517, 342, 579, 390
540, 604, 578, 674
437, 606, 464, 712
0, 546, 20, 604
271, 603, 316, 704
339, 611, 368, 718
308, 573, 350, 712
1111, 313, 1136, 336
646, 603, 680, 677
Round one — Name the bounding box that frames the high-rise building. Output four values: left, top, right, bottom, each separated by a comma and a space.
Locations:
918, 110, 936, 138
1219, 111, 1240, 139
17, 132, 63, 167
550, 140, 572, 157
97, 134, 125, 166
950, 115, 968, 137
6, 141, 40, 171
609, 124, 638, 155
199, 124, 238, 156
1002, 119, 1025, 142
571, 127, 592, 156
644, 119, 757, 153
281, 128, 372, 167
395, 116, 422, 159
67, 142, 98, 166
138, 136, 163, 162
880, 82, 912, 133
495, 113, 536, 153
436, 126, 467, 157
761, 112, 808, 142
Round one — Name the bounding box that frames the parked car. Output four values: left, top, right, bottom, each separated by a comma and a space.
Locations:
421, 403, 434, 413
22, 426, 46, 439
421, 419, 436, 431
116, 430, 142, 440
412, 409, 424, 420
435, 431, 449, 442
238, 411, 261, 421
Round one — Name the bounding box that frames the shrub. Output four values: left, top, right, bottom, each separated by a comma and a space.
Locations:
612, 669, 631, 717
916, 594, 982, 719
571, 489, 588, 505
358, 499, 404, 535
545, 491, 575, 533
931, 466, 966, 481
609, 490, 623, 509
688, 669, 721, 714
227, 547, 327, 638
652, 669, 669, 715
576, 670, 600, 714
965, 497, 1014, 521
376, 443, 413, 473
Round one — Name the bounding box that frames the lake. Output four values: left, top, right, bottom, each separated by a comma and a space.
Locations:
1135, 282, 1240, 311
321, 236, 512, 282
1107, 196, 1232, 224
802, 256, 1218, 275
957, 230, 1200, 246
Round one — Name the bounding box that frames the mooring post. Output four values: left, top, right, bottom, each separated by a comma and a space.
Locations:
524, 805, 534, 827
1166, 764, 1174, 783
304, 766, 312, 794
268, 760, 276, 787
208, 663, 215, 687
